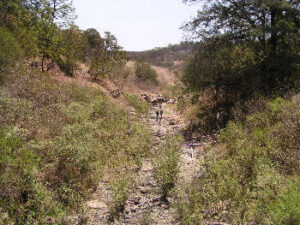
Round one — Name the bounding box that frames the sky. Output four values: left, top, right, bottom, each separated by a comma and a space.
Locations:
73, 0, 199, 51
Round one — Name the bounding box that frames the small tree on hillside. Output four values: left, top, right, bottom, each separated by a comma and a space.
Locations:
88, 31, 127, 80
0, 27, 23, 71
25, 0, 75, 72
134, 61, 159, 85
57, 25, 81, 76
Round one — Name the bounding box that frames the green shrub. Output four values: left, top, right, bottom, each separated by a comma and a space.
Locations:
62, 102, 94, 121
263, 180, 300, 225
176, 95, 300, 224
0, 28, 23, 68
50, 122, 104, 208
0, 27, 23, 71
0, 126, 66, 224
109, 175, 134, 219
154, 135, 183, 200
121, 67, 133, 79
0, 66, 154, 222
0, 96, 33, 126
134, 61, 158, 84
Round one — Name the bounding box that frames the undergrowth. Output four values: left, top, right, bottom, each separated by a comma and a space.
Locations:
154, 135, 183, 200
0, 65, 153, 224
176, 96, 300, 224
108, 174, 134, 219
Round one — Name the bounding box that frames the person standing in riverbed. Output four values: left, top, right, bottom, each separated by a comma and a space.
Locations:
159, 105, 163, 120
155, 105, 160, 121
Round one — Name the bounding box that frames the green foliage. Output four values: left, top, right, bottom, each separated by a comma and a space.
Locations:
134, 61, 159, 84
0, 126, 66, 224
0, 0, 127, 79
125, 94, 151, 117
182, 40, 264, 131
0, 0, 38, 58
109, 175, 134, 218
154, 135, 183, 200
50, 122, 104, 208
80, 28, 103, 61
56, 25, 81, 76
264, 180, 300, 225
88, 31, 128, 80
30, 0, 75, 72
182, 0, 300, 130
121, 66, 133, 79
0, 66, 154, 222
182, 41, 258, 91
0, 27, 23, 71
176, 96, 300, 224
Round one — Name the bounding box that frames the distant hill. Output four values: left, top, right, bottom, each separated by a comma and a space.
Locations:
127, 42, 192, 69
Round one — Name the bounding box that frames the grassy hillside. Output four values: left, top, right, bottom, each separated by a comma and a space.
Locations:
127, 42, 192, 69
0, 65, 153, 224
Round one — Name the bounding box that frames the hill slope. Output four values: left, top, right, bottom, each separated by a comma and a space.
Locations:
127, 42, 192, 69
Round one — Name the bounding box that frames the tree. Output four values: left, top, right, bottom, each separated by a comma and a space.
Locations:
57, 24, 81, 76
88, 31, 128, 80
0, 27, 23, 71
81, 28, 103, 62
183, 0, 300, 88
181, 0, 299, 130
0, 0, 38, 57
134, 60, 159, 84
23, 0, 75, 72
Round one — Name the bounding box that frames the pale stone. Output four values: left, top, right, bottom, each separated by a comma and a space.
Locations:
87, 201, 108, 211
141, 161, 153, 172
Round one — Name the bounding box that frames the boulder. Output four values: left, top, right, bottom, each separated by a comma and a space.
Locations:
140, 94, 151, 102
138, 186, 151, 194
167, 98, 176, 104
87, 201, 108, 211
152, 96, 169, 104
169, 121, 176, 125
109, 89, 121, 98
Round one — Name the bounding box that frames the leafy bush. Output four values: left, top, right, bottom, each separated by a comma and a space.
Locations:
0, 66, 153, 222
0, 27, 23, 71
87, 31, 128, 80
109, 175, 134, 219
134, 61, 159, 84
176, 95, 300, 224
263, 180, 300, 225
49, 122, 104, 208
154, 135, 183, 200
0, 126, 66, 224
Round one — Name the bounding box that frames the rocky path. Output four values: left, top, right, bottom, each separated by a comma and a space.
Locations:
84, 97, 204, 225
